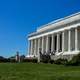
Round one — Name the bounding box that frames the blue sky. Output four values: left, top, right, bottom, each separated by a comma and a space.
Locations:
0, 0, 80, 57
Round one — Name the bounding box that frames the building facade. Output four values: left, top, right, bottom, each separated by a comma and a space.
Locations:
27, 12, 80, 62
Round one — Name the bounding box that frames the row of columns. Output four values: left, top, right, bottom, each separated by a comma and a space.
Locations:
29, 28, 78, 57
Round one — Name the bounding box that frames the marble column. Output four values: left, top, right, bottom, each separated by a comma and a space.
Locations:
38, 38, 40, 62
58, 34, 60, 52
75, 28, 78, 51
62, 31, 64, 52
31, 40, 33, 55
68, 30, 71, 51
51, 34, 54, 52
46, 35, 49, 52
34, 39, 37, 56
57, 33, 59, 53
42, 37, 44, 54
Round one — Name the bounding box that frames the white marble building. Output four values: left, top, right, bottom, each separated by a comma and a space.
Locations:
27, 12, 80, 62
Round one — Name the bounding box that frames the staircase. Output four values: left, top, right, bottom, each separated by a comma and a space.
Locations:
50, 52, 63, 60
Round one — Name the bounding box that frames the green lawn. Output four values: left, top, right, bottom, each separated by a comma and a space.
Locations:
0, 63, 80, 80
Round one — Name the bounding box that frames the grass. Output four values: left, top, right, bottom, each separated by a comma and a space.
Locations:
0, 63, 80, 80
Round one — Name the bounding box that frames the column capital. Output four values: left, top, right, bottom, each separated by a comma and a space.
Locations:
77, 25, 80, 28
75, 27, 78, 29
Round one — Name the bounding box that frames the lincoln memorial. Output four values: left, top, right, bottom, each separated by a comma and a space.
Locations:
27, 12, 80, 62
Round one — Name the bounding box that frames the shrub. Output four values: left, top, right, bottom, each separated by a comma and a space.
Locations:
54, 58, 67, 65
40, 54, 51, 63
10, 59, 17, 63
23, 58, 38, 63
49, 60, 54, 64
0, 57, 19, 63
65, 53, 80, 66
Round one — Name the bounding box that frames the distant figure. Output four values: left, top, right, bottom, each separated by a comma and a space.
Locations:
15, 51, 20, 62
